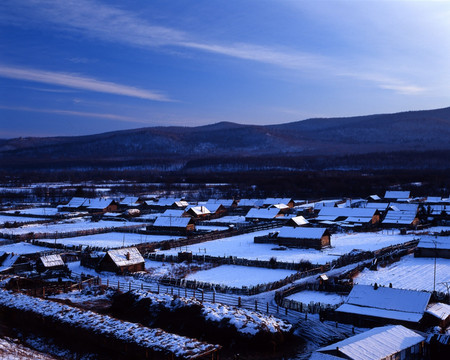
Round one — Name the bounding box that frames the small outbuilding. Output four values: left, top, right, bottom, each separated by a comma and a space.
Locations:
98, 247, 145, 274
36, 254, 66, 273
277, 227, 331, 250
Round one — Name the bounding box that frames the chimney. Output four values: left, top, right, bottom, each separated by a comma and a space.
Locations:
126, 252, 130, 260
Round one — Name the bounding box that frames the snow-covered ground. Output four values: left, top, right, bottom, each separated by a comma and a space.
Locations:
354, 254, 450, 293
1, 218, 146, 236
285, 290, 346, 306
0, 242, 52, 254
207, 216, 246, 223
0, 215, 46, 225
185, 265, 297, 287
195, 225, 229, 232
37, 232, 182, 249
159, 229, 417, 265
3, 207, 60, 216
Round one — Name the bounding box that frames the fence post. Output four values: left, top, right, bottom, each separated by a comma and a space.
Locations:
118, 281, 120, 291
238, 297, 241, 307
141, 283, 143, 290
157, 284, 160, 294
213, 292, 215, 304
171, 287, 173, 296
285, 307, 288, 316
107, 279, 109, 288
201, 290, 204, 303
266, 302, 269, 313
255, 300, 258, 311
129, 282, 131, 291
185, 288, 187, 297
277, 304, 279, 313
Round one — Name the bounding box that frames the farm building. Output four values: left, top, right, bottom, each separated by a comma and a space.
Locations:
160, 209, 186, 218
335, 284, 431, 328
277, 227, 331, 249
185, 206, 211, 219
384, 190, 411, 201
85, 198, 118, 213
36, 254, 66, 273
118, 196, 144, 208
203, 202, 227, 217
0, 252, 20, 273
151, 197, 189, 209
382, 203, 420, 228
364, 202, 390, 213
236, 198, 264, 209
151, 215, 195, 234
57, 197, 88, 212
314, 207, 380, 227
423, 302, 450, 329
415, 237, 450, 259
245, 207, 284, 221
205, 198, 237, 208
98, 247, 145, 274
311, 325, 425, 360
262, 198, 294, 208
286, 215, 309, 227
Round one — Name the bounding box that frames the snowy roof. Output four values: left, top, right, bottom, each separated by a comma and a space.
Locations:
263, 198, 292, 206
425, 196, 443, 203
314, 200, 341, 210
383, 211, 417, 225
417, 237, 450, 250
369, 195, 381, 201
153, 216, 192, 228
187, 206, 211, 216
204, 203, 224, 213
154, 198, 187, 207
106, 247, 144, 267
119, 196, 140, 206
206, 199, 234, 207
288, 216, 309, 226
426, 302, 450, 320
365, 202, 390, 211
278, 227, 328, 240
317, 325, 425, 360
388, 203, 418, 212
384, 190, 411, 199
336, 285, 430, 322
65, 197, 87, 208
39, 254, 65, 268
316, 207, 377, 222
85, 198, 115, 210
237, 198, 264, 207
161, 209, 185, 217
270, 203, 289, 210
245, 207, 283, 219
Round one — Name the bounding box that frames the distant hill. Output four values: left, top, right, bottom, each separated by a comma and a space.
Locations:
1, 107, 450, 171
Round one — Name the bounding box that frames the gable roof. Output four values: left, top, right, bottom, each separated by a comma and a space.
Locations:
245, 207, 282, 219
85, 198, 116, 210
187, 206, 211, 216
119, 196, 140, 206
417, 237, 450, 250
106, 247, 144, 267
336, 284, 430, 323
316, 207, 377, 222
39, 254, 64, 268
153, 216, 193, 228
64, 197, 88, 208
426, 302, 450, 320
287, 215, 309, 226
384, 190, 411, 199
317, 325, 425, 360
278, 227, 329, 240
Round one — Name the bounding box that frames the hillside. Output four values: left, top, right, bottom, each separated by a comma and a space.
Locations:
1, 107, 450, 171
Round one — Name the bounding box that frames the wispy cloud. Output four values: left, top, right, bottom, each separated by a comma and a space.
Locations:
1, 0, 426, 95
0, 105, 147, 124
0, 65, 172, 102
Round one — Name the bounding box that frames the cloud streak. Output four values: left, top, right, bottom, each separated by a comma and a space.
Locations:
0, 65, 171, 102
0, 105, 146, 124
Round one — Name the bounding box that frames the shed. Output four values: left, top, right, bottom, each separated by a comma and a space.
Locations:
315, 207, 380, 226
335, 284, 431, 328
98, 247, 145, 274
384, 190, 411, 200
85, 198, 118, 213
415, 236, 450, 259
37, 254, 66, 273
245, 207, 284, 221
286, 215, 309, 227
424, 302, 450, 329
313, 325, 425, 360
185, 206, 211, 219
58, 197, 88, 212
277, 227, 331, 249
151, 215, 195, 234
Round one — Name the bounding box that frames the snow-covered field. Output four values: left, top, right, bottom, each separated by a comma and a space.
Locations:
159, 229, 417, 265
3, 207, 60, 216
285, 290, 345, 306
185, 265, 297, 287
207, 216, 246, 223
37, 232, 182, 249
1, 218, 146, 236
354, 254, 450, 293
0, 215, 45, 225
0, 242, 52, 254
195, 225, 229, 232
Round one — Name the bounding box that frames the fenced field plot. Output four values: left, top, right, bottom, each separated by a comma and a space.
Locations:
285, 291, 346, 306
354, 253, 450, 293
0, 242, 53, 254
0, 215, 45, 225
184, 265, 297, 287
160, 229, 417, 265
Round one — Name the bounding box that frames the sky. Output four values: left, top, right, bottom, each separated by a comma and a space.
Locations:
1, 0, 450, 138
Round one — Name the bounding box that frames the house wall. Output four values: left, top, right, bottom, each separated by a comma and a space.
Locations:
415, 248, 450, 259
278, 235, 330, 250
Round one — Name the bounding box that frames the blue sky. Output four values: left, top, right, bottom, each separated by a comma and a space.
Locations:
1, 0, 450, 137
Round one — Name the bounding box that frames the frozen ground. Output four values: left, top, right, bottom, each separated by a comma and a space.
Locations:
207, 216, 246, 223
1, 218, 146, 236
195, 225, 229, 232
354, 254, 450, 293
185, 265, 297, 287
0, 215, 45, 225
159, 229, 417, 265
0, 242, 52, 254
285, 291, 346, 306
3, 207, 60, 216
37, 232, 182, 249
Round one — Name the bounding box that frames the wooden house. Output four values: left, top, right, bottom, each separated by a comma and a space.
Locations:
36, 254, 66, 273
185, 206, 211, 219
415, 237, 450, 259
204, 202, 228, 218
384, 190, 411, 201
98, 247, 145, 274
57, 197, 88, 212
335, 284, 431, 329
311, 325, 425, 360
277, 227, 331, 249
263, 198, 295, 208
314, 207, 380, 227
245, 207, 284, 221
151, 215, 195, 234
423, 303, 450, 329
286, 215, 309, 227
382, 203, 420, 228
85, 198, 118, 213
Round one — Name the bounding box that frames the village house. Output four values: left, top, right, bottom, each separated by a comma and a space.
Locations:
185, 205, 211, 220
277, 227, 331, 249
423, 302, 450, 329
236, 198, 265, 209
146, 197, 189, 210
85, 198, 118, 214
415, 236, 450, 259
285, 215, 309, 227
384, 190, 411, 201
310, 325, 426, 360
57, 197, 88, 212
36, 254, 66, 273
262, 198, 295, 208
151, 215, 195, 235
335, 284, 431, 329
118, 196, 144, 209
98, 247, 145, 274
382, 203, 420, 228
314, 207, 380, 228
245, 207, 285, 221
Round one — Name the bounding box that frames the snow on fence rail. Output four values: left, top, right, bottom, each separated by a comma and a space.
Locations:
0, 289, 221, 359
